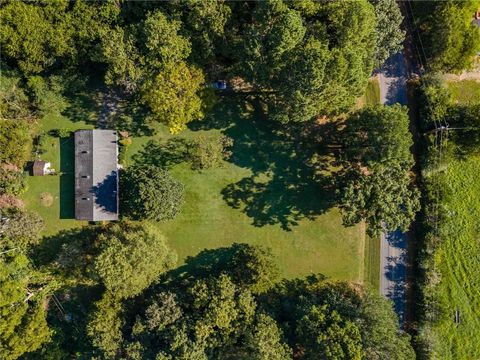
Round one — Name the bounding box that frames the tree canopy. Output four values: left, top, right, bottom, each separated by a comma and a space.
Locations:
79, 244, 414, 359
0, 254, 52, 359
413, 0, 480, 72
339, 105, 420, 235
120, 165, 185, 221
94, 222, 177, 298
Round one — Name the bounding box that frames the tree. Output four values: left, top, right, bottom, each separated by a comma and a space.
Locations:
339, 105, 419, 235
0, 119, 32, 168
121, 165, 185, 221
132, 274, 257, 359
182, 243, 280, 294
0, 168, 27, 196
142, 61, 208, 133
262, 276, 414, 360
142, 11, 191, 67
98, 26, 144, 92
0, 70, 31, 119
339, 163, 420, 236
370, 0, 405, 67
243, 313, 292, 360
87, 293, 124, 357
296, 305, 364, 360
94, 222, 177, 298
180, 0, 232, 64
0, 208, 44, 250
0, 1, 73, 74
0, 254, 52, 359
235, 0, 377, 122
413, 0, 480, 72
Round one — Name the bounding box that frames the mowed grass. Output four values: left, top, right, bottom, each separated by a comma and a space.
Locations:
429, 156, 480, 359
356, 77, 381, 108
446, 80, 480, 105
126, 98, 367, 281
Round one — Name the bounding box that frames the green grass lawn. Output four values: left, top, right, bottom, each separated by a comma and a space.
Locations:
446, 80, 480, 105
357, 77, 381, 108
428, 156, 480, 359
125, 97, 367, 281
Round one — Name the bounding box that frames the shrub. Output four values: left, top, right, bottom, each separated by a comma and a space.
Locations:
190, 135, 233, 170
0, 119, 32, 167
0, 168, 27, 195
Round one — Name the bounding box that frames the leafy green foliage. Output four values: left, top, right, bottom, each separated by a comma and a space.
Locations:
0, 70, 31, 119
339, 105, 420, 235
413, 0, 480, 72
263, 276, 414, 360
0, 254, 52, 359
236, 0, 377, 122
0, 119, 32, 168
87, 292, 124, 357
120, 165, 185, 221
0, 169, 27, 196
370, 0, 405, 67
26, 76, 68, 117
0, 208, 44, 250
0, 0, 118, 74
94, 222, 177, 298
296, 304, 364, 360
191, 135, 233, 170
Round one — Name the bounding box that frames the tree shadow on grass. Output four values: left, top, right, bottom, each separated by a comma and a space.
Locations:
131, 138, 194, 169
190, 97, 340, 231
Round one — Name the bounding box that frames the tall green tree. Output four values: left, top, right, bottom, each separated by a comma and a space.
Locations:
235, 0, 377, 122
413, 0, 480, 72
94, 222, 177, 298
120, 165, 185, 221
0, 254, 52, 359
0, 119, 32, 167
370, 0, 405, 67
142, 61, 208, 133
339, 105, 419, 235
87, 292, 124, 357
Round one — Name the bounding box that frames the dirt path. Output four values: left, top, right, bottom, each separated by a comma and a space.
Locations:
98, 90, 121, 129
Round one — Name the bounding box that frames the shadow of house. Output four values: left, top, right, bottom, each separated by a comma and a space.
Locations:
92, 172, 118, 214
60, 136, 75, 219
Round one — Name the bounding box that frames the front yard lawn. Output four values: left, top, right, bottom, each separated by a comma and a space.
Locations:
126, 97, 368, 281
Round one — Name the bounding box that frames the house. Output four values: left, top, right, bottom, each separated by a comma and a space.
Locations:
74, 129, 119, 221
32, 160, 52, 176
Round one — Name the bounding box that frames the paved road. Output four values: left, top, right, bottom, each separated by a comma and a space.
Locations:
377, 52, 409, 326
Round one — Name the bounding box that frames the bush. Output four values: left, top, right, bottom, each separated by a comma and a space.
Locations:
0, 119, 32, 167
0, 208, 44, 250
120, 165, 184, 221
190, 135, 233, 170
0, 168, 27, 195
51, 128, 71, 138
26, 75, 68, 116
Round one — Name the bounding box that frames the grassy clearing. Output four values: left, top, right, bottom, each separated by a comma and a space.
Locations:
363, 234, 380, 292
126, 97, 366, 280
446, 80, 480, 105
357, 77, 381, 108
428, 156, 480, 359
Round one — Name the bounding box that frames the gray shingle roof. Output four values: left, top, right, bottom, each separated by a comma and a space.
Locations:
74, 130, 118, 221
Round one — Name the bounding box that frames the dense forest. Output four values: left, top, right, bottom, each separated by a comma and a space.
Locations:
1, 0, 479, 359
